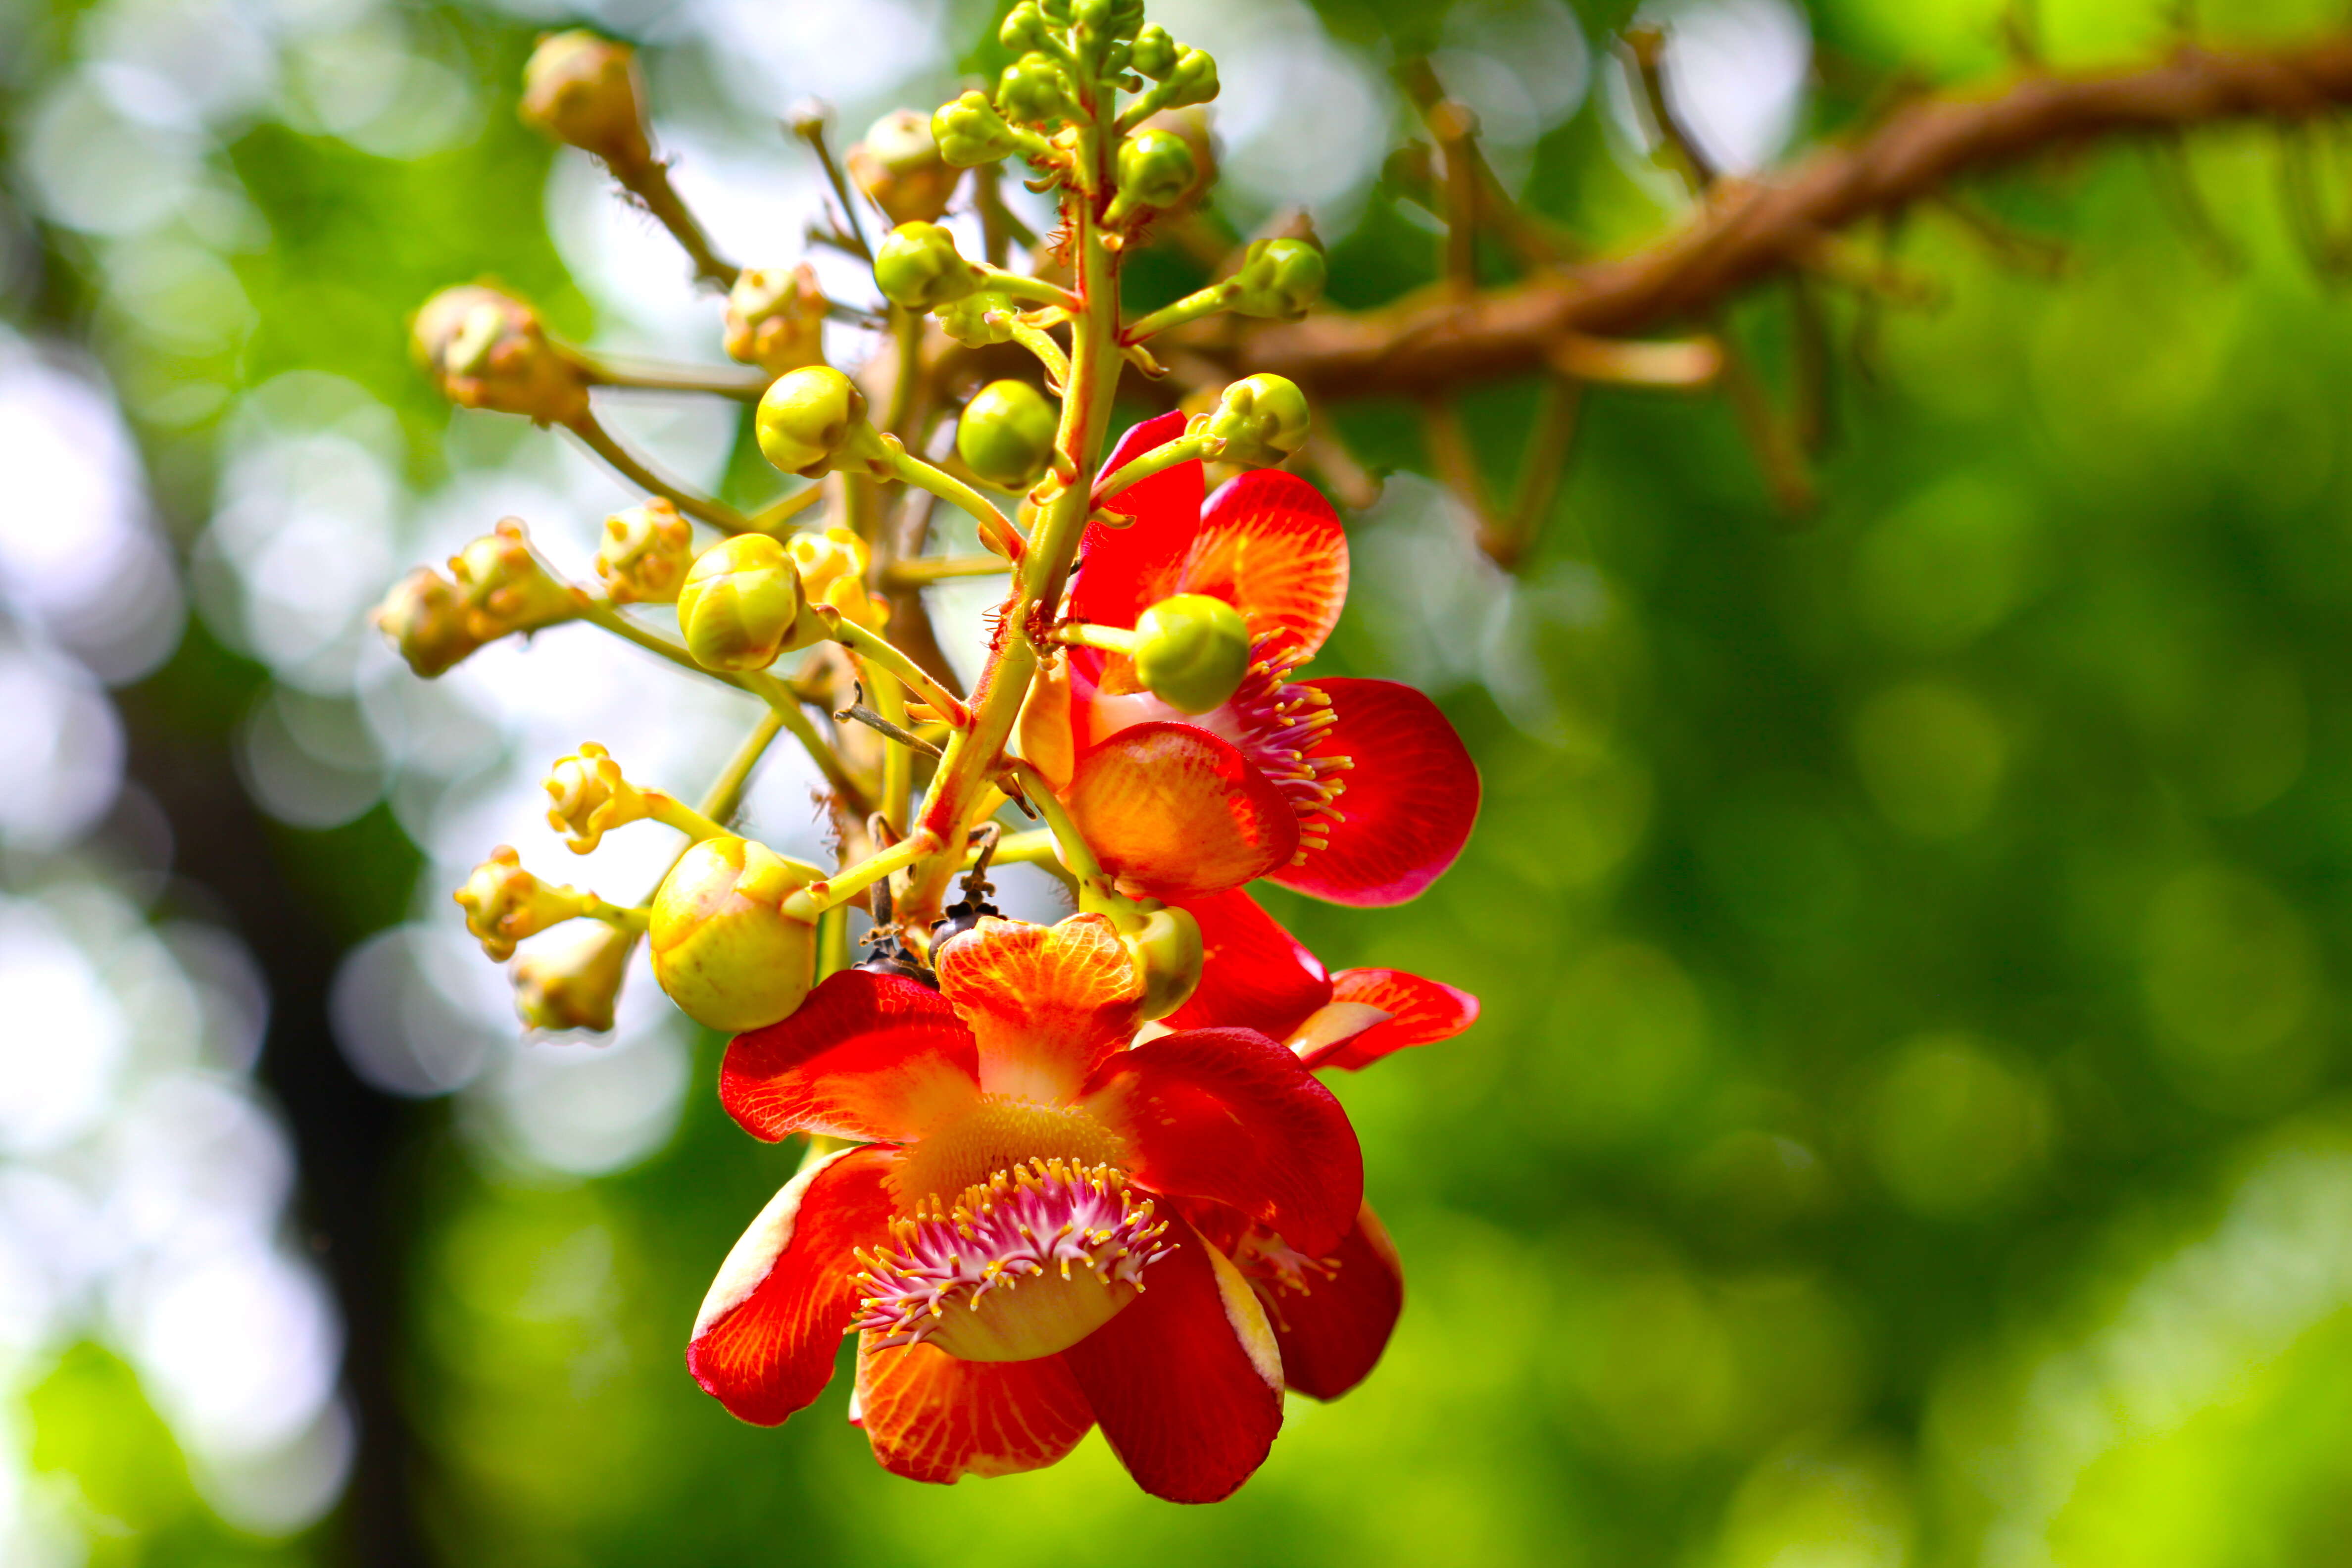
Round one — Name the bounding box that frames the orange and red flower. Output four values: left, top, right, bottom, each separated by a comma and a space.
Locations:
1156, 887, 1479, 1399
1023, 413, 1481, 906
684, 912, 1363, 1503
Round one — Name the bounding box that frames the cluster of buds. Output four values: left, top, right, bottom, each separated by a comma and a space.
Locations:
373, 0, 1482, 1504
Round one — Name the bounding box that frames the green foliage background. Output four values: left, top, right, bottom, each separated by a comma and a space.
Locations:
13, 0, 2352, 1562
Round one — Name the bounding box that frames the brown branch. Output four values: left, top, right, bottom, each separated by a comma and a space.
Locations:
1231, 33, 2352, 399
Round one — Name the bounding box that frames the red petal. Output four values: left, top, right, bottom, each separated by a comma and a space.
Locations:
1075, 412, 1202, 626
1269, 678, 1480, 907
1067, 722, 1299, 901
853, 1333, 1094, 1483
1164, 889, 1330, 1038
687, 1145, 900, 1425
720, 970, 980, 1143
933, 914, 1144, 1102
1180, 471, 1349, 662
1060, 1218, 1283, 1504
1262, 1203, 1404, 1401
1302, 969, 1482, 1072
1080, 1025, 1361, 1257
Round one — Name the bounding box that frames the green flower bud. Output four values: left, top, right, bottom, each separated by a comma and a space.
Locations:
455, 846, 587, 963
1130, 23, 1178, 79
724, 263, 828, 374
594, 498, 693, 605
1074, 0, 1145, 43
1123, 905, 1203, 1021
998, 53, 1078, 128
847, 108, 961, 226
956, 380, 1061, 490
933, 289, 1019, 348
1000, 1, 1050, 53
376, 567, 480, 678
755, 364, 867, 477
932, 90, 1025, 168
649, 835, 822, 1032
1231, 237, 1327, 320
873, 221, 984, 310
412, 285, 590, 425
676, 535, 810, 672
519, 31, 651, 167
1161, 46, 1219, 110
1132, 592, 1251, 715
1203, 373, 1312, 467
511, 924, 634, 1033
1109, 129, 1197, 221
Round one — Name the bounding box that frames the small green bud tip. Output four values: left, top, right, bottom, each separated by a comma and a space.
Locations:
519, 31, 650, 167
1232, 238, 1327, 321
1204, 373, 1312, 467
1131, 23, 1177, 78
1116, 129, 1197, 212
595, 498, 693, 605
649, 836, 822, 1033
755, 365, 866, 477
873, 221, 984, 310
932, 91, 1022, 168
1125, 905, 1203, 1021
848, 108, 960, 225
676, 535, 810, 673
512, 924, 633, 1033
956, 380, 1061, 490
997, 54, 1076, 128
1132, 592, 1251, 716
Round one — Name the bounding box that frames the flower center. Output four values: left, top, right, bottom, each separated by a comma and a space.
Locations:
1228, 1226, 1339, 1333
851, 1159, 1176, 1362
890, 1095, 1129, 1211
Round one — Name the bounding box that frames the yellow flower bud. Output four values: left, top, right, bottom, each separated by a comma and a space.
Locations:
676, 535, 810, 672
1199, 373, 1311, 468
1123, 905, 1202, 1021
723, 264, 829, 375
847, 109, 961, 226
412, 285, 590, 426
1132, 592, 1251, 715
448, 518, 585, 643
511, 924, 636, 1033
455, 846, 587, 962
376, 566, 482, 678
594, 498, 693, 605
543, 742, 652, 854
956, 379, 1060, 490
649, 835, 822, 1032
872, 221, 984, 310
755, 365, 867, 478
786, 527, 887, 630
518, 30, 651, 168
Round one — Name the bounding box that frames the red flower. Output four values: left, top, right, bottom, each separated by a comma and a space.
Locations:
684, 912, 1364, 1503
1156, 887, 1478, 1399
1024, 412, 1481, 906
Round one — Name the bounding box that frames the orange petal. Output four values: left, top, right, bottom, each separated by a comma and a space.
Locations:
1060, 1218, 1284, 1504
853, 1333, 1095, 1483
1016, 653, 1077, 793
933, 914, 1145, 1103
1180, 471, 1348, 662
687, 1145, 901, 1426
1305, 968, 1481, 1072
1066, 722, 1299, 901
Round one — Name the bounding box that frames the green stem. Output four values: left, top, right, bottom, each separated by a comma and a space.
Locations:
1005, 319, 1073, 390
696, 706, 789, 821
878, 442, 1025, 560
612, 156, 739, 289
1123, 280, 1240, 343
1004, 760, 1111, 895
824, 612, 971, 727
578, 894, 652, 934
882, 554, 1011, 588
566, 412, 751, 531
796, 119, 873, 261
583, 357, 770, 401
983, 270, 1084, 314
642, 792, 731, 842
1094, 430, 1222, 501
786, 831, 940, 919
1051, 622, 1139, 655
871, 668, 913, 834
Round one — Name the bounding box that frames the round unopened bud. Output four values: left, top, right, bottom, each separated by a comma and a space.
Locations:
873, 221, 984, 310
847, 109, 960, 225
999, 0, 1049, 52
1114, 129, 1197, 214
997, 53, 1077, 128
455, 847, 584, 963
724, 264, 828, 374
1132, 593, 1250, 715
676, 535, 810, 672
595, 498, 692, 605
1161, 46, 1219, 110
755, 365, 867, 477
543, 742, 647, 854
376, 567, 480, 678
412, 285, 589, 425
932, 90, 1024, 168
1201, 373, 1311, 468
1130, 22, 1178, 77
519, 31, 650, 167
956, 380, 1060, 490
787, 527, 887, 629
512, 924, 634, 1033
448, 518, 583, 642
1231, 237, 1327, 321
1123, 905, 1202, 1021
649, 835, 822, 1032
933, 290, 1019, 348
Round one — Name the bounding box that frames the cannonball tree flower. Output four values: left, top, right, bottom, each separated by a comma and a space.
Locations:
1023, 412, 1480, 905
1154, 887, 1478, 1399
685, 912, 1364, 1502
